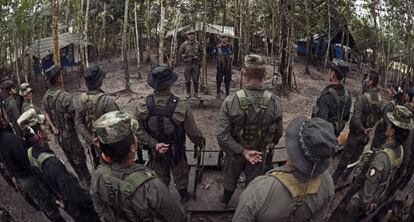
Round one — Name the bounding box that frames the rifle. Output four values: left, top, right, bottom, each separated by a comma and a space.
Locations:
191, 142, 205, 200
330, 151, 375, 220
89, 144, 101, 169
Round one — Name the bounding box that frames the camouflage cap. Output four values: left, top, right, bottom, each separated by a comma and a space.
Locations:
19, 83, 32, 96
17, 108, 45, 128
387, 105, 414, 130
244, 54, 266, 69
94, 111, 139, 144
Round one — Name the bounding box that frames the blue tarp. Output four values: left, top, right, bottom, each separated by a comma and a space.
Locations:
40, 44, 76, 71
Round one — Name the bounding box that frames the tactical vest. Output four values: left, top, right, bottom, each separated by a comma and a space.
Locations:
312, 87, 350, 136
44, 89, 74, 131
143, 95, 186, 165
27, 147, 54, 173
80, 92, 105, 133
362, 92, 383, 128
234, 89, 278, 150
269, 170, 321, 221
217, 45, 232, 65
98, 164, 155, 222
182, 41, 201, 63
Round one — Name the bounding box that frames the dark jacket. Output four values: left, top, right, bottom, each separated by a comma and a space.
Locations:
0, 128, 32, 179
314, 84, 352, 136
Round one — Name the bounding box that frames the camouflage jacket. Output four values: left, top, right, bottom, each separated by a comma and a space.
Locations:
217, 84, 283, 155
178, 40, 202, 63
4, 95, 21, 136
74, 89, 119, 144
233, 166, 334, 222
135, 89, 204, 149
350, 88, 383, 134
43, 87, 76, 139
91, 163, 187, 222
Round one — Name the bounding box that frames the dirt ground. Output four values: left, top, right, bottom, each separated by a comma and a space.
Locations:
1, 55, 367, 222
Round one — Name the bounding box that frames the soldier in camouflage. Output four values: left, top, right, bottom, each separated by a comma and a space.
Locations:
214, 35, 233, 98
18, 109, 100, 222
91, 111, 187, 222
42, 65, 91, 186
333, 105, 414, 222
217, 54, 283, 207
332, 70, 383, 184
19, 83, 38, 113
135, 64, 205, 201
1, 80, 21, 136
233, 117, 336, 222
179, 30, 203, 98
74, 64, 119, 168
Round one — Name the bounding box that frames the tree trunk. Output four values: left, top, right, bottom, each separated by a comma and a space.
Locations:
145, 0, 152, 64
304, 0, 310, 75
122, 0, 130, 91
201, 0, 208, 92
134, 2, 141, 78
278, 0, 294, 90
52, 0, 60, 65
324, 0, 331, 67
170, 9, 180, 67
83, 0, 90, 67
158, 0, 166, 64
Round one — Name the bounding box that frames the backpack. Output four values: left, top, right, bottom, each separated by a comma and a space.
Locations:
45, 89, 74, 131
235, 89, 278, 149
27, 147, 55, 173
143, 95, 186, 164
362, 92, 383, 128
98, 164, 155, 222
80, 92, 105, 133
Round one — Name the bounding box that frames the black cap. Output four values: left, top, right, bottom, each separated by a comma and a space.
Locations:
44, 65, 62, 81
328, 60, 349, 78
83, 64, 106, 84
0, 80, 15, 89
147, 64, 177, 90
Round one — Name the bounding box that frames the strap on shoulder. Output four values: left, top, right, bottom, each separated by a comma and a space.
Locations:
146, 95, 155, 115
381, 146, 404, 169
165, 95, 179, 117
269, 171, 321, 198
260, 90, 272, 109
236, 89, 249, 110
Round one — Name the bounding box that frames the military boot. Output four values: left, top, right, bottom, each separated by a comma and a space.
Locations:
186, 83, 191, 99
216, 82, 221, 99
221, 189, 234, 208
225, 82, 230, 96
194, 83, 201, 99
178, 189, 191, 202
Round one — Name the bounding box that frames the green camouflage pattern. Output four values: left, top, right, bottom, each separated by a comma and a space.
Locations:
19, 83, 32, 96
387, 105, 414, 130
94, 111, 139, 144
17, 108, 45, 128
244, 54, 266, 69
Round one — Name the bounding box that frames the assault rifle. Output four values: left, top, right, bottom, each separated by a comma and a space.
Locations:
329, 151, 375, 221
89, 143, 101, 169
191, 141, 205, 200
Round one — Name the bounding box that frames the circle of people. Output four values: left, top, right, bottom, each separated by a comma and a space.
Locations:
1, 52, 414, 222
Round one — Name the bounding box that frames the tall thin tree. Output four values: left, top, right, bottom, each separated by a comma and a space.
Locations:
52, 0, 60, 65
122, 0, 131, 91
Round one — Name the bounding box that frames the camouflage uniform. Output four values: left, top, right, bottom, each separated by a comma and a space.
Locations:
233, 117, 336, 222
333, 88, 384, 182
19, 83, 36, 113
217, 55, 283, 205
178, 36, 203, 97
136, 65, 204, 199
43, 66, 91, 185
2, 81, 21, 136
91, 111, 187, 222
74, 65, 119, 168
334, 106, 414, 222
214, 40, 233, 96
371, 100, 396, 150
18, 109, 100, 222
